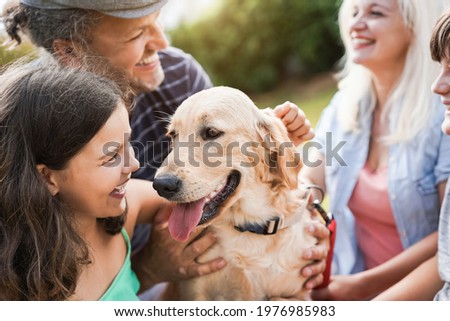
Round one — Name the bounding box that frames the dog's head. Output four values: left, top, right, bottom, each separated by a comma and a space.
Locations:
153, 86, 302, 241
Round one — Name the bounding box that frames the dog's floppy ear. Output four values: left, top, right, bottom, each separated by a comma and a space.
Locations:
254, 109, 302, 189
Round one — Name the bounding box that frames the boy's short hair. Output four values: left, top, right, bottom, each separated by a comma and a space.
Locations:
431, 11, 450, 62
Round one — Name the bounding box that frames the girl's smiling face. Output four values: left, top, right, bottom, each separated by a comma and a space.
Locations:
52, 103, 139, 224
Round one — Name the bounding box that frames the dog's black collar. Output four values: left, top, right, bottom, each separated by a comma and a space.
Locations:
233, 186, 324, 236
234, 217, 281, 235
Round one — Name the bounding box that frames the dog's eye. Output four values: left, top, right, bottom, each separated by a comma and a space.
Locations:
201, 127, 223, 140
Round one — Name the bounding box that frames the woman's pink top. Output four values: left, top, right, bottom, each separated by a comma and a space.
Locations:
348, 163, 403, 269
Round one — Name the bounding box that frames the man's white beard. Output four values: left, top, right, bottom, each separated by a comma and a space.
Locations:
130, 66, 165, 95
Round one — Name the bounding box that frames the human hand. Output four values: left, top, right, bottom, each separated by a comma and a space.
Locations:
132, 208, 227, 291
274, 101, 314, 146
277, 187, 330, 294
310, 274, 367, 301
267, 210, 330, 301
301, 220, 330, 290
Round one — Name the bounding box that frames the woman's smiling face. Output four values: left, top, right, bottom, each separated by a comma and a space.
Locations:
347, 0, 411, 72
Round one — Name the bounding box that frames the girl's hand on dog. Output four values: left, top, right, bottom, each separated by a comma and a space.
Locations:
274, 102, 314, 146
177, 228, 228, 279
150, 214, 227, 282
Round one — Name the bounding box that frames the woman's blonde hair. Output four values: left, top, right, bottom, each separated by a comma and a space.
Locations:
337, 0, 449, 144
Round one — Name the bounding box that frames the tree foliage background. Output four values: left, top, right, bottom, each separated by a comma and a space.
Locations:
170, 0, 343, 93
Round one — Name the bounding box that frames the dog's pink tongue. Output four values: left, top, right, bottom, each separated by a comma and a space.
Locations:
168, 198, 206, 242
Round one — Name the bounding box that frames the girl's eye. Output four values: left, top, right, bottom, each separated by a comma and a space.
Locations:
108, 153, 119, 162
103, 152, 120, 166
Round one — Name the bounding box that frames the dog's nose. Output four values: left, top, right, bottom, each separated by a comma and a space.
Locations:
153, 175, 182, 199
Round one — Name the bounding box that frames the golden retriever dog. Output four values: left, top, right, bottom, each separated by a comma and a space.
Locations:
153, 86, 318, 300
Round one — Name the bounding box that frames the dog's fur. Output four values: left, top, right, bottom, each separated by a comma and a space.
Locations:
154, 86, 318, 300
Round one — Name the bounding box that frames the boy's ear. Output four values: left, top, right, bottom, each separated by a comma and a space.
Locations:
36, 164, 60, 196
52, 39, 81, 67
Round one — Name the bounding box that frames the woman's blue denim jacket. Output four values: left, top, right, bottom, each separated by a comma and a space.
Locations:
314, 91, 450, 274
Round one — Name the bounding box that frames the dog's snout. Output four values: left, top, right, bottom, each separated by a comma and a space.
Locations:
153, 175, 182, 199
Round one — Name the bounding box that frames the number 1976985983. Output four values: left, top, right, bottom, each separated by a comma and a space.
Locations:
256, 305, 336, 317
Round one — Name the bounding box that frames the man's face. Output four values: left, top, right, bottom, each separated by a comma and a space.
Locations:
88, 11, 169, 93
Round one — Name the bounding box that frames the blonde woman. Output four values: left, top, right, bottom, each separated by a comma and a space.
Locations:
301, 0, 450, 300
